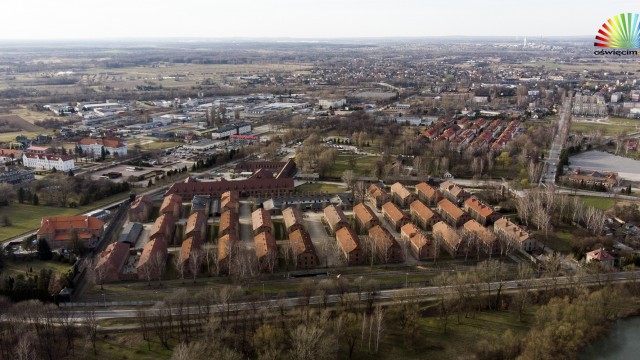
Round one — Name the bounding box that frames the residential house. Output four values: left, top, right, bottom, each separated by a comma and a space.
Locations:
366, 183, 389, 210
353, 203, 380, 232
252, 208, 274, 235
95, 242, 130, 282
437, 199, 472, 227
289, 229, 319, 269
493, 218, 538, 252
160, 194, 182, 219
129, 195, 154, 222
283, 207, 305, 234
36, 215, 104, 250
323, 205, 349, 234
463, 219, 498, 255
335, 227, 365, 265
415, 182, 442, 206
368, 225, 403, 263
410, 200, 440, 230
586, 248, 615, 269
390, 182, 416, 208
464, 197, 502, 225
382, 201, 410, 231
432, 221, 465, 257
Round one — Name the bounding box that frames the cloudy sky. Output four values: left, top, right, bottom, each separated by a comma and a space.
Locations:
3, 0, 638, 39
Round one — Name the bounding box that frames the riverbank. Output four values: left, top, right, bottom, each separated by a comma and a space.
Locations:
582, 316, 640, 360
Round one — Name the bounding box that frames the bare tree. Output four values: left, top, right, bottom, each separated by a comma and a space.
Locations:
188, 248, 203, 283
85, 310, 98, 355
342, 170, 355, 190
373, 304, 385, 353
175, 250, 187, 283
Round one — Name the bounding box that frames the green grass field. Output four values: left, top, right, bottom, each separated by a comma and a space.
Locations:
0, 192, 130, 240
1, 258, 72, 277
295, 183, 347, 194
570, 119, 640, 136
86, 332, 173, 360
325, 155, 379, 178
578, 196, 616, 211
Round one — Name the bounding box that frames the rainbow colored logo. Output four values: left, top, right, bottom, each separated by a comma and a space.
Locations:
595, 13, 640, 48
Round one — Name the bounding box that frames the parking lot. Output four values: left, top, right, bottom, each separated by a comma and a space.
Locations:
569, 150, 640, 182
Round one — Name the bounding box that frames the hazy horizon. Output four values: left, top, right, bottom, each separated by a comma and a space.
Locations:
3, 0, 638, 40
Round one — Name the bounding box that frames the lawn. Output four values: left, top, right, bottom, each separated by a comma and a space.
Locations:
295, 182, 347, 194
570, 119, 640, 136
85, 332, 173, 360
352, 308, 532, 360
546, 230, 574, 253
1, 258, 73, 278
0, 192, 131, 241
325, 154, 379, 178
578, 195, 616, 211
127, 138, 182, 150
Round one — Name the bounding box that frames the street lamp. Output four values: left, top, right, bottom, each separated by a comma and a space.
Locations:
102, 293, 106, 308
262, 282, 265, 299
405, 272, 408, 288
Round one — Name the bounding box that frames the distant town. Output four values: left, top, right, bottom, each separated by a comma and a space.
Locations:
0, 37, 639, 360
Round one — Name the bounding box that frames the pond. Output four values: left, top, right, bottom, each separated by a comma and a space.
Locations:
581, 317, 640, 360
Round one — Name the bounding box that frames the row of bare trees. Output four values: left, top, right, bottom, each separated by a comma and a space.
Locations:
0, 298, 98, 360
516, 187, 607, 239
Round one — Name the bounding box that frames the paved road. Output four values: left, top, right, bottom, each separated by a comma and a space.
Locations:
541, 94, 573, 186
63, 270, 640, 322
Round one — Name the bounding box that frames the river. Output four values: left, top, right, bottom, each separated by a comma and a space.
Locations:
581, 317, 640, 360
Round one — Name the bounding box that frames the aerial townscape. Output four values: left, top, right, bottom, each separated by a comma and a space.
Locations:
1, 2, 640, 360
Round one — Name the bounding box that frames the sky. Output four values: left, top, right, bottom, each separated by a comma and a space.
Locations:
2, 0, 639, 40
